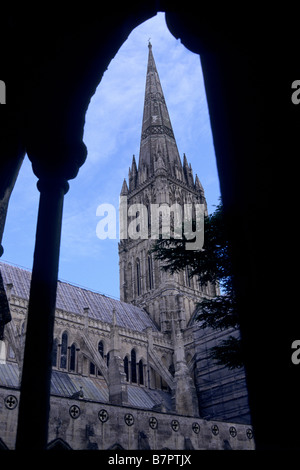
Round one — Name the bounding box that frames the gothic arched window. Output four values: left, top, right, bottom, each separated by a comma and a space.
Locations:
69, 343, 76, 372
136, 260, 141, 296
90, 362, 95, 375
60, 331, 68, 369
131, 349, 137, 383
98, 340, 104, 358
124, 356, 129, 381
138, 359, 144, 385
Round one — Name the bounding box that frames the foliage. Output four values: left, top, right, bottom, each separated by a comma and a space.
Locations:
209, 335, 243, 370
150, 202, 244, 369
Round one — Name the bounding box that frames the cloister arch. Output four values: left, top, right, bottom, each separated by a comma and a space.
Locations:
0, 3, 299, 451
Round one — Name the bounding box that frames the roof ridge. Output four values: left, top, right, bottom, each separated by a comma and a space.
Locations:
0, 260, 159, 332
0, 259, 120, 301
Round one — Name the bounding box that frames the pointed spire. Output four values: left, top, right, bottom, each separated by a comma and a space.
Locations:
188, 163, 194, 187
120, 178, 128, 196
183, 153, 190, 185
131, 155, 137, 174
183, 154, 193, 187
137, 44, 183, 184
183, 153, 189, 168
195, 174, 204, 193
129, 155, 138, 191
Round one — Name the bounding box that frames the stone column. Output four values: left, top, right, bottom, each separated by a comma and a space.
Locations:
171, 323, 199, 417
15, 176, 69, 450
108, 309, 128, 405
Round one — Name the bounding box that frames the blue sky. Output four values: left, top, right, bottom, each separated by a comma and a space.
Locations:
1, 13, 220, 299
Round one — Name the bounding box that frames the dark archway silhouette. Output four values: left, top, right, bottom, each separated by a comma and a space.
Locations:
1, 3, 299, 451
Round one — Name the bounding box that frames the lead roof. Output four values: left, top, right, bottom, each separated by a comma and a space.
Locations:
0, 261, 158, 333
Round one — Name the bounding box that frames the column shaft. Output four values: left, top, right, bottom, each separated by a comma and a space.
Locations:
15, 177, 68, 450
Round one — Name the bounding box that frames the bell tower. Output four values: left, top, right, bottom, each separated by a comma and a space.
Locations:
118, 43, 217, 333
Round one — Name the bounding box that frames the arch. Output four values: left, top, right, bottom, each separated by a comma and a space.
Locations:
0, 4, 294, 451
108, 443, 125, 450
47, 438, 72, 450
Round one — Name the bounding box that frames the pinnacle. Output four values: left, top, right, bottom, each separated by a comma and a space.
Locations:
131, 155, 137, 171
120, 178, 128, 195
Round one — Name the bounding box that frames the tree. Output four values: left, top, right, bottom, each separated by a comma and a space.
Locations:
150, 202, 243, 369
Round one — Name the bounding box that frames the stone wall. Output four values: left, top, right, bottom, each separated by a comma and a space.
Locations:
0, 386, 254, 450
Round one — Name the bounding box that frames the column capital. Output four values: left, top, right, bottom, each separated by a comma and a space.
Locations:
27, 140, 87, 183
36, 176, 69, 195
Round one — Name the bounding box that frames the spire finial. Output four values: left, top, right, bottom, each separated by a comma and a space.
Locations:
148, 38, 152, 48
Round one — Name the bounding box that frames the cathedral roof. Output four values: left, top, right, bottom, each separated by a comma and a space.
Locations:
0, 261, 158, 333
0, 362, 173, 411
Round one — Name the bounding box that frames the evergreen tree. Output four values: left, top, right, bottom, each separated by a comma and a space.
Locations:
150, 202, 243, 369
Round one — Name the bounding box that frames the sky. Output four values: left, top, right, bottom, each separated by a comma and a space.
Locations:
1, 13, 221, 300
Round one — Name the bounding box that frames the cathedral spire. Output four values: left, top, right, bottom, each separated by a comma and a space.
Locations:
119, 45, 215, 330
137, 44, 183, 184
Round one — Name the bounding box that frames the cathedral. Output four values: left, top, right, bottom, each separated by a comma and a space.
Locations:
0, 44, 253, 450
